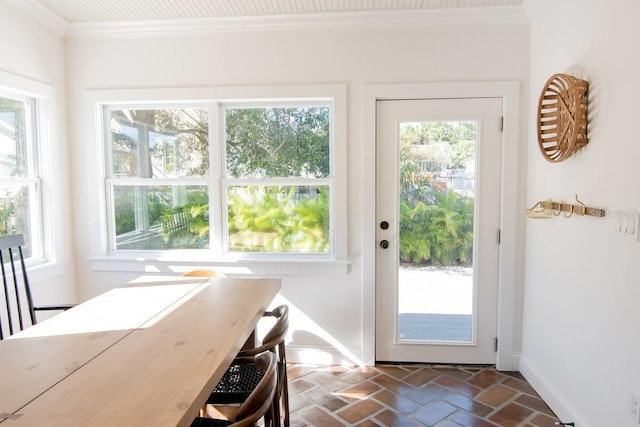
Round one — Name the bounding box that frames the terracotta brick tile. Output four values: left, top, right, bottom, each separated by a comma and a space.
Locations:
339, 367, 380, 384
289, 393, 312, 413
289, 378, 315, 394
300, 406, 345, 427
501, 371, 527, 381
503, 377, 538, 396
287, 365, 317, 380
435, 375, 482, 396
376, 365, 412, 379
355, 420, 383, 427
372, 390, 421, 415
375, 409, 425, 427
444, 392, 494, 417
467, 369, 506, 388
305, 371, 350, 391
412, 400, 457, 426
450, 410, 501, 427
476, 385, 517, 407
406, 384, 448, 405
438, 422, 466, 427
516, 394, 556, 417
337, 399, 384, 424
372, 374, 415, 395
489, 403, 534, 427
433, 366, 473, 380
402, 368, 442, 387
335, 380, 382, 401
286, 364, 560, 427
303, 388, 349, 411
288, 413, 310, 427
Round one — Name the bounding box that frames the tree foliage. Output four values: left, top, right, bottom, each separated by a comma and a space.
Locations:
397, 121, 476, 266
111, 106, 331, 253
399, 191, 474, 266
225, 107, 329, 178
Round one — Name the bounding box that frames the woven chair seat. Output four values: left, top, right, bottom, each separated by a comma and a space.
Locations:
190, 417, 233, 427
209, 362, 265, 404
204, 305, 289, 426
191, 352, 278, 427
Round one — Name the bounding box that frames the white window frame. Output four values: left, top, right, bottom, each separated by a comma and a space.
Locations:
219, 100, 335, 257
86, 85, 348, 275
102, 102, 211, 253
0, 71, 57, 265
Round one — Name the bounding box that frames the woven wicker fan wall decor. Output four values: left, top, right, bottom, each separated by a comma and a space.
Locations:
537, 73, 589, 162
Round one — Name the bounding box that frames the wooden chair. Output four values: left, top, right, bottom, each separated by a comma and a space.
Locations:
181, 269, 226, 278
206, 305, 290, 427
191, 351, 278, 427
0, 234, 74, 339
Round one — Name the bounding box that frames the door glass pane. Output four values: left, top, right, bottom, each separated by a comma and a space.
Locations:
398, 121, 476, 342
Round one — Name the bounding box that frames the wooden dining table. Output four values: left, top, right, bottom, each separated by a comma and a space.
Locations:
0, 277, 281, 426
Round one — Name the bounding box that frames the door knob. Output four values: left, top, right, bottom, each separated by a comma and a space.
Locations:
380, 240, 389, 249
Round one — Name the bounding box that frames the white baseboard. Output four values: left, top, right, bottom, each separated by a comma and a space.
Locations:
510, 353, 520, 371
519, 355, 589, 427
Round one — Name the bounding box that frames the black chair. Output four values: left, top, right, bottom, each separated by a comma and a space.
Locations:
191, 351, 278, 427
0, 234, 74, 339
205, 305, 290, 427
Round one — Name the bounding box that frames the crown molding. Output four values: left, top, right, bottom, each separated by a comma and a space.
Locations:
65, 6, 528, 39
5, 0, 69, 38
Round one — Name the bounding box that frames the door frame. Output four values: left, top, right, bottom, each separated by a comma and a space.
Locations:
362, 81, 522, 370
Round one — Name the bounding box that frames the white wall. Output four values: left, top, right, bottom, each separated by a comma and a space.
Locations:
67, 20, 530, 364
521, 0, 640, 425
0, 4, 76, 308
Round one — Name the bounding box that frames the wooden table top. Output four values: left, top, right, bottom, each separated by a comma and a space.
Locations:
0, 277, 281, 426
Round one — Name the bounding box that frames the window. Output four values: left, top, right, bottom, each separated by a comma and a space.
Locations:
103, 94, 341, 260
0, 91, 41, 258
106, 107, 209, 251
222, 104, 331, 254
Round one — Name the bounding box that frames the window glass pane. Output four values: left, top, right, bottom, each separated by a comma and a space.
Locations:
109, 108, 209, 178
113, 185, 209, 250
226, 185, 329, 253
0, 185, 33, 257
225, 107, 330, 179
0, 97, 29, 178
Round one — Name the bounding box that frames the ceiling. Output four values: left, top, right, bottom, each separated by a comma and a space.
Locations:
33, 0, 524, 24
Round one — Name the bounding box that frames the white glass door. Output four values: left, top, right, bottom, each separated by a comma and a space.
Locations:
375, 98, 502, 364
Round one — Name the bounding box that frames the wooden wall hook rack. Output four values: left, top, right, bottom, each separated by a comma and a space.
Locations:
526, 194, 605, 219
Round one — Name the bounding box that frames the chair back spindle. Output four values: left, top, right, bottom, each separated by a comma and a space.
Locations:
0, 234, 36, 339
0, 234, 73, 340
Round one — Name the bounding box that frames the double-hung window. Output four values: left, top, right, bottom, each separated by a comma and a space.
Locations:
101, 89, 343, 262
221, 103, 332, 254
106, 106, 210, 251
0, 90, 41, 258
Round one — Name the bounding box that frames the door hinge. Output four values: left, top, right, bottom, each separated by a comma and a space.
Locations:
494, 337, 499, 352
497, 229, 501, 244
499, 116, 504, 132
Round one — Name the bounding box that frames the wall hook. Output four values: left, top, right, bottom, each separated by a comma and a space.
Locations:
574, 194, 587, 216
563, 202, 574, 218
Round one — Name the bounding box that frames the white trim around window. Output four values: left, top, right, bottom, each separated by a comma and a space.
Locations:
0, 70, 60, 270
84, 84, 348, 275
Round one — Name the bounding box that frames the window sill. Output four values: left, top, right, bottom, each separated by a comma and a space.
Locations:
27, 259, 68, 282
88, 255, 351, 276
